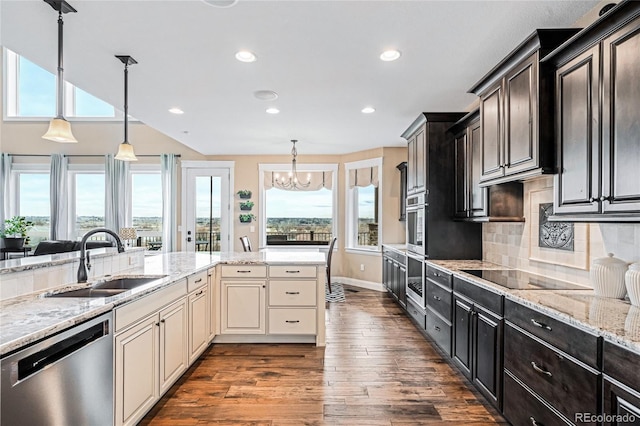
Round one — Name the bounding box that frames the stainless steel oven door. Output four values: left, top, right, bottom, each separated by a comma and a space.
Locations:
406, 204, 425, 256
406, 253, 425, 307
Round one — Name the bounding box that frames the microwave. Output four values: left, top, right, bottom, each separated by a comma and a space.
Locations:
406, 194, 426, 256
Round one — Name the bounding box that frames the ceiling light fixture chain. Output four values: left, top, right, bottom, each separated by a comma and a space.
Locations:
274, 140, 311, 190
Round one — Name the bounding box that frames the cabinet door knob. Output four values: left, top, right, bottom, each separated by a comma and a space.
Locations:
160, 319, 166, 323
433, 295, 441, 301
600, 195, 611, 202
589, 197, 598, 203
531, 361, 552, 377
529, 416, 542, 426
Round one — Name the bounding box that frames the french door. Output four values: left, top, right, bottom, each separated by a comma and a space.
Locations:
182, 163, 233, 253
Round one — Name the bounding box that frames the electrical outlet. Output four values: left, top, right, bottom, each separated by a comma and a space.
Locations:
360, 264, 365, 271
250, 225, 255, 233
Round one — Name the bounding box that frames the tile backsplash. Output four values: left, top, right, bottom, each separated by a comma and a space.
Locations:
483, 177, 640, 287
0, 250, 145, 301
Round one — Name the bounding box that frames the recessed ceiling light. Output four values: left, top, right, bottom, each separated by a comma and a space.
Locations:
254, 90, 279, 101
169, 107, 184, 114
235, 50, 257, 62
361, 107, 376, 114
202, 0, 238, 8
380, 50, 401, 62
266, 108, 280, 114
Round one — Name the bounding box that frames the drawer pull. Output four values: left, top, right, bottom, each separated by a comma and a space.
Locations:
236, 270, 251, 273
433, 295, 441, 301
195, 290, 204, 296
531, 319, 552, 331
529, 416, 542, 426
434, 325, 441, 332
531, 361, 552, 377
285, 270, 300, 274
285, 291, 300, 295
194, 278, 203, 283
285, 320, 300, 324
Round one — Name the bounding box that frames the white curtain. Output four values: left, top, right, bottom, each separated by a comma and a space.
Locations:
0, 154, 12, 230
49, 154, 68, 239
348, 166, 379, 189
161, 154, 178, 252
263, 170, 333, 191
105, 154, 130, 234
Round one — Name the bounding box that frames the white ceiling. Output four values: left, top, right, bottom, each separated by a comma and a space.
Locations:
1, 0, 600, 155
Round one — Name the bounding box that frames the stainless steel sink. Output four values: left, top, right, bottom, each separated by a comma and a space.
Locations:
47, 288, 128, 298
92, 276, 165, 290
46, 275, 167, 298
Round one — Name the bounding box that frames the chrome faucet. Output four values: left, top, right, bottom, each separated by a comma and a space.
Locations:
77, 228, 125, 283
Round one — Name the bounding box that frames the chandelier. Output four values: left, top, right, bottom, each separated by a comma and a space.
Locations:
273, 140, 311, 190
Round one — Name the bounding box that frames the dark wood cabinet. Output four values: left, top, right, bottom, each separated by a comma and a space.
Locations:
603, 378, 640, 426
425, 265, 453, 356
602, 341, 640, 425
405, 126, 426, 195
469, 29, 580, 186
545, 1, 640, 221
452, 277, 503, 409
382, 247, 406, 309
396, 162, 407, 221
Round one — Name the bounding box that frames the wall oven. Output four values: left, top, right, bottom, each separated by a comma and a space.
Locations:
406, 252, 425, 307
406, 194, 426, 256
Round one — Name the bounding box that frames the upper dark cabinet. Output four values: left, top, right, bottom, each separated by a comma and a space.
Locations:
545, 0, 640, 222
450, 111, 524, 222
469, 29, 581, 187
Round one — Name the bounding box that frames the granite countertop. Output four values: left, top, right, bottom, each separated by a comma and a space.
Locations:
428, 259, 640, 355
0, 251, 326, 357
0, 246, 145, 274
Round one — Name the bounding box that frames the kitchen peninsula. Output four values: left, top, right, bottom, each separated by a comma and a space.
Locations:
0, 250, 326, 426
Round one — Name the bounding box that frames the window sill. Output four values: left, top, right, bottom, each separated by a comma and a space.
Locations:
344, 247, 381, 256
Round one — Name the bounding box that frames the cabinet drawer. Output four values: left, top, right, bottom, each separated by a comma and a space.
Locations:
426, 280, 452, 321
269, 280, 317, 306
504, 298, 599, 368
504, 324, 599, 423
187, 270, 207, 292
453, 276, 502, 315
115, 279, 187, 333
503, 371, 572, 426
406, 297, 426, 330
383, 249, 406, 265
426, 264, 451, 289
269, 265, 317, 279
268, 308, 316, 334
426, 307, 451, 356
220, 265, 267, 278
603, 341, 640, 392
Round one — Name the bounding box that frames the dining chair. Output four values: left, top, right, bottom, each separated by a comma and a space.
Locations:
326, 237, 337, 293
239, 235, 252, 252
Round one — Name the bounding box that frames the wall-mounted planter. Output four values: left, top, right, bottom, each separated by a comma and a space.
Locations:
237, 190, 252, 199
239, 214, 255, 223
240, 201, 254, 211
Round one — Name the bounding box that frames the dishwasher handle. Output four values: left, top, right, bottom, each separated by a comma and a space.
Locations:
16, 319, 109, 383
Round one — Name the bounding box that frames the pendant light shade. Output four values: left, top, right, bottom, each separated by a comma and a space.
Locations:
42, 117, 77, 143
42, 0, 77, 143
115, 55, 138, 162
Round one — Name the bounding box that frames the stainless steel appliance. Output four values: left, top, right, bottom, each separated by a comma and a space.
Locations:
406, 253, 425, 306
1, 312, 114, 426
406, 194, 426, 256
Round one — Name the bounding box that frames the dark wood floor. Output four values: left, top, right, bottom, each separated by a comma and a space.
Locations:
141, 285, 508, 425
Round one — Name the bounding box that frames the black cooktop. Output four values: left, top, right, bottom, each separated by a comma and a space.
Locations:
460, 269, 587, 290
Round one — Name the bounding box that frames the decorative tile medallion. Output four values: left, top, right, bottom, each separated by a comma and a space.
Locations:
539, 203, 574, 251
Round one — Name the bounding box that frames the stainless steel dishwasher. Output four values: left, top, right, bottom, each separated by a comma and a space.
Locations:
1, 312, 113, 426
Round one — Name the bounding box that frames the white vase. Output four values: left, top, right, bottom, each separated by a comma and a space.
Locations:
590, 253, 628, 299
625, 263, 640, 307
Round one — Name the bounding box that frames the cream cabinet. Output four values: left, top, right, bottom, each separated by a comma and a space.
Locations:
188, 285, 208, 363
207, 267, 216, 342
114, 279, 188, 426
221, 280, 266, 334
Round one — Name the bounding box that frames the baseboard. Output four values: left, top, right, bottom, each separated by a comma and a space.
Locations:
334, 276, 385, 292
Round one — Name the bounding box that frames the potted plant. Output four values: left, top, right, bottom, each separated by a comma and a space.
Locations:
237, 189, 252, 199
1, 216, 34, 249
239, 213, 256, 223
240, 200, 254, 211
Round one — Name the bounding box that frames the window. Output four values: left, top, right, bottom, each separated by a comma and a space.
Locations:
345, 158, 382, 251
4, 48, 116, 119
71, 170, 105, 240
12, 169, 51, 246
259, 164, 338, 247
131, 171, 163, 247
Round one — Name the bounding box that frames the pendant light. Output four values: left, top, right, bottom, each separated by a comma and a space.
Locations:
273, 140, 311, 190
115, 55, 138, 161
42, 0, 77, 143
